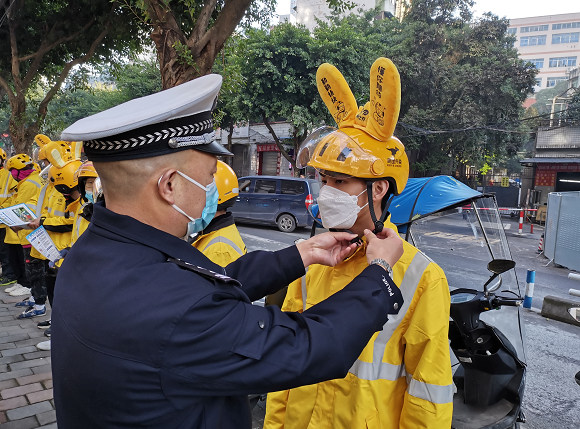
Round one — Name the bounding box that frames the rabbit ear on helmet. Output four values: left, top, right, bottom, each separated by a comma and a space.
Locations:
316, 63, 358, 128
69, 141, 82, 161
363, 58, 401, 142
34, 134, 51, 148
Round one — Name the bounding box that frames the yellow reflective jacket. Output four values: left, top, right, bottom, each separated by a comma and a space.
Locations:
29, 186, 72, 259
55, 200, 88, 269
71, 201, 92, 246
192, 213, 247, 267
0, 168, 17, 230
264, 220, 453, 429
4, 171, 43, 246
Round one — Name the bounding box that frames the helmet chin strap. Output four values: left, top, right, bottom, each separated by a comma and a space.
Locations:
366, 181, 394, 234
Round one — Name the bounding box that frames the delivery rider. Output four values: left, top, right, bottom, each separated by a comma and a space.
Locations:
192, 160, 246, 266
0, 148, 18, 286
4, 155, 43, 310
264, 59, 453, 429
70, 161, 99, 245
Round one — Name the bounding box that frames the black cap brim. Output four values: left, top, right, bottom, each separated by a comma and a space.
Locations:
194, 140, 233, 156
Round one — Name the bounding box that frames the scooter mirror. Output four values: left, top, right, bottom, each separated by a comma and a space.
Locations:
568, 307, 580, 322
487, 275, 502, 293
487, 259, 516, 275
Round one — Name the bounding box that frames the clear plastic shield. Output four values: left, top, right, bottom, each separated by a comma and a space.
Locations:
408, 196, 527, 362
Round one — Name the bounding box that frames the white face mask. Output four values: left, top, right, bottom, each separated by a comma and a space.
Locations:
317, 185, 368, 230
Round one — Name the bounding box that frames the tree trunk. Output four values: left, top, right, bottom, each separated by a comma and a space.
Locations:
8, 96, 36, 155
144, 0, 252, 90
226, 122, 234, 166
262, 116, 297, 174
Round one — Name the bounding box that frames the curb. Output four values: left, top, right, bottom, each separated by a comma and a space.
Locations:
540, 295, 580, 327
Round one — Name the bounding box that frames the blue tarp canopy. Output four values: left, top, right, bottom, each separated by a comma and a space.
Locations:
389, 176, 482, 233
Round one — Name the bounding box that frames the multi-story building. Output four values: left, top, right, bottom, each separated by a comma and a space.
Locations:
287, 0, 402, 31
508, 13, 580, 92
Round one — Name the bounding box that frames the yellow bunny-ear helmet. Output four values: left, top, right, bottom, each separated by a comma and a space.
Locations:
298, 58, 409, 233
43, 141, 71, 167
68, 141, 82, 161
34, 134, 51, 148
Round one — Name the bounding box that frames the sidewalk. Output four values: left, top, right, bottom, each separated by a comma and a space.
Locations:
0, 288, 55, 428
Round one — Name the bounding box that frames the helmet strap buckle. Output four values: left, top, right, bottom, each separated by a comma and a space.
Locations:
367, 181, 394, 235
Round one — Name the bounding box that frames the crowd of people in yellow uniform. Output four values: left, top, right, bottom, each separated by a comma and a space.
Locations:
0, 57, 452, 428
0, 137, 100, 351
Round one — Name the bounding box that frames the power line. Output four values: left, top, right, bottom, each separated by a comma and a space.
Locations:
396, 104, 580, 138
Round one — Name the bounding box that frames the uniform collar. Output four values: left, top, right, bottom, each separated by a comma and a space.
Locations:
200, 212, 234, 235
90, 202, 218, 270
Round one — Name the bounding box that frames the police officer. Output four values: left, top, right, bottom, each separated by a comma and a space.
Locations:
192, 160, 247, 266
52, 74, 405, 428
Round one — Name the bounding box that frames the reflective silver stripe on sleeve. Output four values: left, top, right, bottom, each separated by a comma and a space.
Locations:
53, 210, 65, 217
29, 179, 42, 188
35, 184, 48, 217
204, 236, 244, 256
407, 378, 454, 404
301, 267, 309, 312
349, 251, 432, 381
26, 203, 37, 213
0, 173, 12, 198
75, 215, 83, 238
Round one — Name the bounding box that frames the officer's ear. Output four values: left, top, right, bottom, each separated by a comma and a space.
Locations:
372, 180, 389, 204
157, 169, 179, 205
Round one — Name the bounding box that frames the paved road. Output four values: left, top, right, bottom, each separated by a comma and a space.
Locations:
237, 217, 580, 428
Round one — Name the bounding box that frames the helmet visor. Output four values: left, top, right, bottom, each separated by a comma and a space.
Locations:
297, 126, 384, 178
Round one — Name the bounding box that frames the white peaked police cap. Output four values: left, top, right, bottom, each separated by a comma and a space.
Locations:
61, 74, 232, 162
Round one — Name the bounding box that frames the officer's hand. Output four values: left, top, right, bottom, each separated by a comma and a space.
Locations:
296, 231, 359, 267
365, 228, 403, 269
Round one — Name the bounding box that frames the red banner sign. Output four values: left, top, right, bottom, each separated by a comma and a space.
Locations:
257, 144, 280, 153
535, 162, 580, 187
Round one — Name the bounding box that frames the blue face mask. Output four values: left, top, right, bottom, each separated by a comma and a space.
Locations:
169, 171, 218, 241
85, 192, 94, 204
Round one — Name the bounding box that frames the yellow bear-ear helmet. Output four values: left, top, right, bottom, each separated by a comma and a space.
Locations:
297, 58, 409, 234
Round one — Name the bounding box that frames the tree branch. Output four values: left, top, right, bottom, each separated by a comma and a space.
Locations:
36, 23, 111, 124
191, 0, 252, 58
8, 11, 21, 95
18, 18, 96, 63
188, 0, 219, 46
263, 116, 296, 169
0, 75, 14, 104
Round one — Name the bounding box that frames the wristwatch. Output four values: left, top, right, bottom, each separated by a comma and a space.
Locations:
370, 258, 393, 278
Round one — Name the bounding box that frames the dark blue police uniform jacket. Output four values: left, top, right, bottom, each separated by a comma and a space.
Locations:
52, 203, 403, 428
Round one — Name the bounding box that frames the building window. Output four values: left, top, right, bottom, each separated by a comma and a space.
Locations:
552, 32, 580, 44
508, 28, 517, 34
520, 35, 547, 46
553, 22, 580, 30
528, 58, 544, 68
520, 25, 548, 33
549, 56, 577, 68
546, 77, 567, 87
534, 78, 542, 88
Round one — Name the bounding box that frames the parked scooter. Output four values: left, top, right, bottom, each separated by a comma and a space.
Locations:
389, 176, 528, 429
449, 259, 526, 429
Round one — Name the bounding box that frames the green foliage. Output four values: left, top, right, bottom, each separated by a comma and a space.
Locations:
533, 82, 572, 116
384, 2, 536, 174
40, 57, 162, 138
217, 0, 536, 176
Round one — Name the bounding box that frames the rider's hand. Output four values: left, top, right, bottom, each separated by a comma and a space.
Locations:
10, 226, 23, 232
27, 218, 41, 229
364, 228, 403, 269
296, 231, 359, 268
